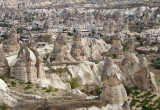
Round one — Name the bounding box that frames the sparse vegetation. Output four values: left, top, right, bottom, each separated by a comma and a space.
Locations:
67, 32, 73, 36
0, 103, 8, 110
46, 87, 53, 92
124, 86, 133, 95
113, 54, 117, 59
11, 81, 16, 87
122, 41, 129, 51
24, 85, 32, 90
66, 78, 79, 89
129, 89, 159, 109
0, 75, 5, 81
152, 57, 160, 69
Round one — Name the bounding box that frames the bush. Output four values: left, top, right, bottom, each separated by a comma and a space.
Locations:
136, 35, 141, 41
95, 86, 102, 95
36, 84, 40, 89
67, 32, 73, 36
11, 81, 16, 87
124, 86, 133, 95
17, 27, 24, 33
81, 89, 86, 93
152, 57, 160, 69
53, 88, 59, 92
26, 81, 32, 85
24, 85, 32, 90
31, 27, 41, 31
18, 80, 25, 85
42, 87, 47, 90
66, 78, 79, 89
113, 54, 117, 59
122, 41, 129, 51
150, 42, 158, 46
0, 103, 8, 110
130, 98, 138, 108
0, 34, 9, 40
154, 97, 160, 107
0, 23, 13, 28
0, 75, 5, 81
46, 87, 53, 93
142, 105, 156, 110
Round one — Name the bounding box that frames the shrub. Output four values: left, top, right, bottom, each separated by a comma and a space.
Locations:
81, 89, 86, 93
26, 81, 32, 86
53, 88, 59, 92
0, 103, 8, 110
24, 85, 32, 90
31, 27, 41, 31
36, 84, 40, 89
142, 91, 152, 98
67, 32, 73, 36
133, 91, 140, 96
0, 34, 9, 40
66, 78, 79, 89
150, 42, 158, 46
0, 75, 5, 81
113, 54, 117, 59
142, 105, 156, 110
42, 87, 47, 90
95, 87, 102, 95
0, 23, 13, 28
122, 41, 129, 51
136, 35, 141, 41
130, 98, 138, 108
133, 86, 139, 90
17, 27, 24, 33
152, 57, 160, 69
46, 87, 53, 93
154, 97, 160, 107
11, 81, 16, 87
124, 86, 132, 95
18, 80, 25, 85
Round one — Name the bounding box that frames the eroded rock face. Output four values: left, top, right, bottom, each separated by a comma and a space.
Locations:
52, 32, 110, 62
49, 61, 104, 86
82, 37, 111, 61
71, 31, 86, 61
0, 79, 17, 107
100, 58, 127, 105
3, 28, 20, 54
27, 34, 45, 78
108, 37, 124, 60
0, 46, 10, 75
121, 53, 158, 91
39, 74, 71, 90
52, 32, 73, 62
10, 42, 45, 82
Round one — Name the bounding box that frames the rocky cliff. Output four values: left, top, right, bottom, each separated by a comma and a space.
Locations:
121, 53, 158, 91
